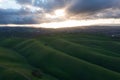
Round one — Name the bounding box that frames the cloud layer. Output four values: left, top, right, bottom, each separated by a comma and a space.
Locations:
0, 0, 120, 24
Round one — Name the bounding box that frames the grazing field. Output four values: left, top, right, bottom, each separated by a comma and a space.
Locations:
0, 33, 120, 80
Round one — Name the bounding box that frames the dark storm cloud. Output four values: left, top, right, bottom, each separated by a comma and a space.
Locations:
92, 8, 120, 19
0, 14, 38, 24
16, 0, 32, 4
0, 9, 38, 24
67, 0, 119, 14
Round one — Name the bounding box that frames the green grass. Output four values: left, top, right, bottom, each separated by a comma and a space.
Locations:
0, 33, 120, 80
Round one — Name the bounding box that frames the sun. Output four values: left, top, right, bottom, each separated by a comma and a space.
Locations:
54, 9, 65, 17
45, 9, 66, 19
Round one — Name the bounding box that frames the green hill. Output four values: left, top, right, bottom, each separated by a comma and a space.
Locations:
0, 33, 120, 80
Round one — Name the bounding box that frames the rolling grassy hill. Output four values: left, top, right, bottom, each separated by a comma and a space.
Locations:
0, 33, 120, 80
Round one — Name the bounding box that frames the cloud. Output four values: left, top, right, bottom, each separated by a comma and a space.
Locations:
16, 0, 32, 4
0, 0, 120, 24
0, 9, 39, 24
67, 0, 119, 14
0, 0, 70, 24
16, 0, 69, 11
17, 0, 120, 15
92, 8, 120, 18
64, 0, 120, 20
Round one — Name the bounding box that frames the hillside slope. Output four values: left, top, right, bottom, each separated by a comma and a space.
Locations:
0, 33, 120, 80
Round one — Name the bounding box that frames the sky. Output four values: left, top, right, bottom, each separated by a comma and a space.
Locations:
0, 0, 120, 28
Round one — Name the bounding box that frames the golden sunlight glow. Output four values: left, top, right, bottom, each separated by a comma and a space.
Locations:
45, 9, 66, 19
39, 19, 120, 28
45, 14, 56, 19
0, 19, 120, 28
54, 9, 65, 17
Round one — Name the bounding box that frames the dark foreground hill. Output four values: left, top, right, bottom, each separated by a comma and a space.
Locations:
0, 32, 120, 80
